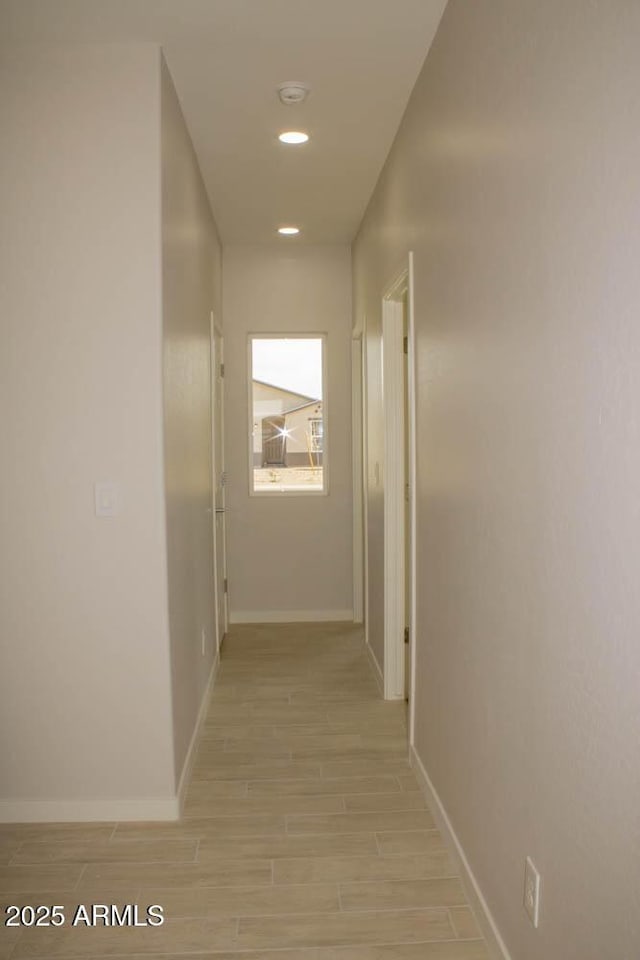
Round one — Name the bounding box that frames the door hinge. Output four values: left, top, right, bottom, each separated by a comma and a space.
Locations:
223, 578, 228, 593
220, 363, 225, 378
404, 627, 409, 644
403, 336, 408, 354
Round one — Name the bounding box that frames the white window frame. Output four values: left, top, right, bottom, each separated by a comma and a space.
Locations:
309, 418, 323, 453
248, 333, 329, 497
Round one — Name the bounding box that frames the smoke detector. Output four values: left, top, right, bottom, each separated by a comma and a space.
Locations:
277, 82, 310, 105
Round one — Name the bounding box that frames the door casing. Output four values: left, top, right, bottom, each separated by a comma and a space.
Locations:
211, 319, 228, 650
381, 253, 417, 746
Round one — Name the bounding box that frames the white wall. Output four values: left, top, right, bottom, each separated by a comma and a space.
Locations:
354, 2, 640, 958
0, 44, 175, 818
223, 245, 353, 622
161, 57, 222, 789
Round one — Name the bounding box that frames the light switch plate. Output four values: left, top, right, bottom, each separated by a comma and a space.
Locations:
95, 481, 119, 518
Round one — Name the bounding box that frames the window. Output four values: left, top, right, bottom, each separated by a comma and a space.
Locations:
249, 335, 326, 494
309, 418, 323, 452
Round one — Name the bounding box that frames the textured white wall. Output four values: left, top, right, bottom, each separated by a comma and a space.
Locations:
160, 58, 222, 788
223, 245, 353, 620
0, 44, 175, 816
354, 1, 640, 957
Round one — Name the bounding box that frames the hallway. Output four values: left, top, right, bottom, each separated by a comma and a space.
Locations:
2, 623, 487, 959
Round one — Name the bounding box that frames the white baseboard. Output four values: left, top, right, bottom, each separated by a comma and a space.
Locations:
410, 745, 512, 960
366, 641, 384, 696
176, 652, 219, 814
230, 609, 354, 624
0, 796, 179, 823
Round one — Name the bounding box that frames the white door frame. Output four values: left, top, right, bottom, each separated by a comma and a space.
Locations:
361, 318, 371, 653
211, 319, 228, 651
351, 331, 364, 624
382, 254, 416, 733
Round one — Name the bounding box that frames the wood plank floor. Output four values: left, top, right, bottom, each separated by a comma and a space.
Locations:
1, 622, 489, 959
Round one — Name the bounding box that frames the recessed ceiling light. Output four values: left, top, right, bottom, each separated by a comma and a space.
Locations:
279, 131, 309, 145
278, 226, 300, 236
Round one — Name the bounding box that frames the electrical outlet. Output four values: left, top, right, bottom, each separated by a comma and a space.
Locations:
94, 481, 119, 517
524, 856, 541, 928
201, 628, 206, 656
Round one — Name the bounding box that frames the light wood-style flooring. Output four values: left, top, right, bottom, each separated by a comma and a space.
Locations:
1, 622, 488, 959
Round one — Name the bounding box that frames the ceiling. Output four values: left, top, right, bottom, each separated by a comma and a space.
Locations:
0, 0, 447, 243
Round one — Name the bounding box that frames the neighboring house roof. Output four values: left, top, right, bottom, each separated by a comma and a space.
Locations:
284, 399, 323, 416
252, 378, 320, 413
